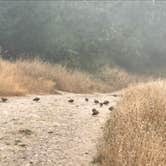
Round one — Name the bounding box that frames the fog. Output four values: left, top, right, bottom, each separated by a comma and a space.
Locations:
0, 1, 166, 73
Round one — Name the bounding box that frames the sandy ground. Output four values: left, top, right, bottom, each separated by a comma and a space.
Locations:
0, 92, 119, 166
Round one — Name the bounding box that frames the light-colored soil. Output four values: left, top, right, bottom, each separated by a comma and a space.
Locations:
0, 92, 119, 166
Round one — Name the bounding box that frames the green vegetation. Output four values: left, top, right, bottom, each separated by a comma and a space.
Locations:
0, 1, 166, 72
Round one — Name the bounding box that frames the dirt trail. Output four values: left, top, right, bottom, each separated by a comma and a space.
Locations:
0, 92, 119, 166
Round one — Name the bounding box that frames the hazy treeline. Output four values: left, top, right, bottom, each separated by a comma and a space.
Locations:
0, 1, 166, 72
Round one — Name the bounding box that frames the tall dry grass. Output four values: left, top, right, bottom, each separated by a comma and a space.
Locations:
0, 58, 110, 96
96, 81, 166, 166
97, 65, 153, 91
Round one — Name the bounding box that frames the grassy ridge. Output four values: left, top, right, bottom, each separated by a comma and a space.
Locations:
0, 58, 111, 96
0, 58, 152, 96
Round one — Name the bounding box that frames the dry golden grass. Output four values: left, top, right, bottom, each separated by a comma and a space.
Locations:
0, 58, 110, 96
96, 81, 166, 166
98, 65, 152, 91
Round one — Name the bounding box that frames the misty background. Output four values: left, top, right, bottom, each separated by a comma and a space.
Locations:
0, 1, 165, 73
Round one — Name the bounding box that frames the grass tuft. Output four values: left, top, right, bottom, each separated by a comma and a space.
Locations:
97, 81, 166, 166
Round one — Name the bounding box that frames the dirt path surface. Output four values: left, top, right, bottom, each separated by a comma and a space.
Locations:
0, 92, 119, 166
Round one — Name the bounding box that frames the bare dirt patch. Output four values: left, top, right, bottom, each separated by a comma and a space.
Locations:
0, 92, 119, 166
